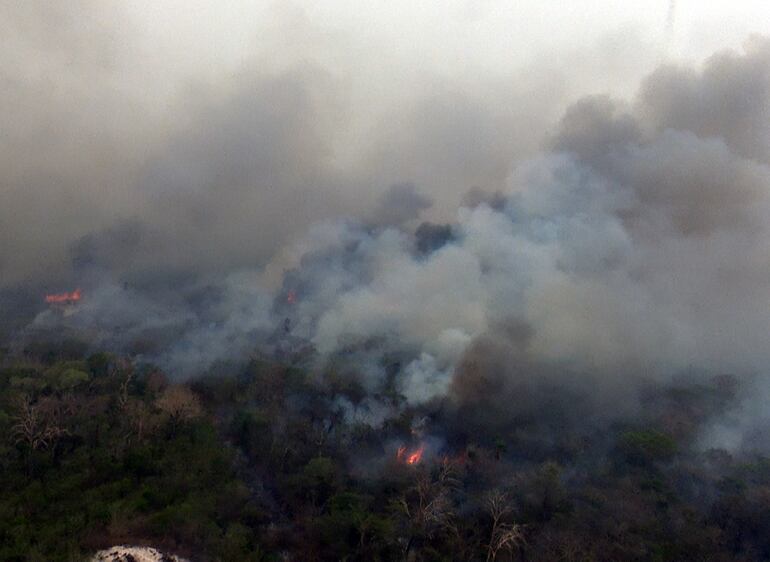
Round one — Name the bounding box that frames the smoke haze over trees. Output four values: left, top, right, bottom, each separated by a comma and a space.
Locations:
6, 30, 770, 448
4, 2, 770, 559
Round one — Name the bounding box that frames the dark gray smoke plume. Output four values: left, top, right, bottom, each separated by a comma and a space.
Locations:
3, 4, 770, 452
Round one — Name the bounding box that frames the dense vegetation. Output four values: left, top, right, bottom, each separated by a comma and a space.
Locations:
2, 341, 770, 561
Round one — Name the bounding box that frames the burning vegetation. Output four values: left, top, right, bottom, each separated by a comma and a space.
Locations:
397, 443, 426, 465
3, 4, 770, 561
2, 344, 769, 561
44, 288, 81, 305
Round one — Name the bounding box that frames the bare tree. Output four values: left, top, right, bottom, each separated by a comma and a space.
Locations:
155, 385, 202, 435
11, 395, 69, 473
114, 358, 134, 412
11, 395, 68, 451
123, 398, 157, 445
397, 460, 461, 560
485, 490, 526, 562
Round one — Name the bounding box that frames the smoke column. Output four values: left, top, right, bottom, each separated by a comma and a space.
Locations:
4, 3, 770, 452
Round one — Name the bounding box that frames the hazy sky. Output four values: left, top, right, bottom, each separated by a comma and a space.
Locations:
121, 1, 770, 93
3, 1, 770, 284
125, 1, 770, 70
107, 1, 770, 194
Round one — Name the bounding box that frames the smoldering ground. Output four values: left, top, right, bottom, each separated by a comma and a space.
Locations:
3, 2, 770, 455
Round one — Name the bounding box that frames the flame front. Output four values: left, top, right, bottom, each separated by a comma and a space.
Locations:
45, 288, 82, 304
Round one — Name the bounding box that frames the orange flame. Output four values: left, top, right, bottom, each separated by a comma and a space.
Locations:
407, 445, 425, 465
397, 443, 425, 465
45, 288, 82, 304
287, 290, 297, 304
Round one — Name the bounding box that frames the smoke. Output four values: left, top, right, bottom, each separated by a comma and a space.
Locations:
665, 1, 676, 44
4, 4, 770, 451
368, 183, 434, 227
0, 0, 689, 290
697, 378, 770, 452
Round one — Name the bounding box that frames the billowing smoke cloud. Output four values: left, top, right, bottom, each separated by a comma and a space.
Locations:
4, 4, 770, 451
0, 1, 682, 292
368, 183, 434, 227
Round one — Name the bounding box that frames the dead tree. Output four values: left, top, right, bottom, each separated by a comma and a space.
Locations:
11, 395, 69, 473
398, 460, 461, 560
114, 358, 135, 412
486, 490, 526, 562
155, 385, 202, 436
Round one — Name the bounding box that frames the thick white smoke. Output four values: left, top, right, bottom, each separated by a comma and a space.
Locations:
6, 4, 770, 450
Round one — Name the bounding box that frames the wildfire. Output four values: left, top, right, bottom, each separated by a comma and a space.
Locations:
397, 443, 426, 465
287, 290, 297, 304
407, 446, 425, 464
45, 288, 82, 304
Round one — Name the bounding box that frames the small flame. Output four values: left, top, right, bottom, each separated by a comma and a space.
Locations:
45, 288, 82, 304
397, 443, 425, 465
287, 290, 297, 304
407, 445, 425, 465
